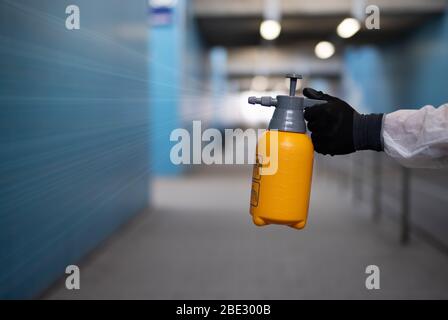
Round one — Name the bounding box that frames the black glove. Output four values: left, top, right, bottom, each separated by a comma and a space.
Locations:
303, 87, 384, 156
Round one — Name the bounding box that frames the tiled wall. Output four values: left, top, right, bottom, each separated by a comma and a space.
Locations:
0, 0, 150, 298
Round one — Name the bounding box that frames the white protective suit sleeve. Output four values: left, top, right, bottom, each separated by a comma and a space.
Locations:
382, 103, 448, 169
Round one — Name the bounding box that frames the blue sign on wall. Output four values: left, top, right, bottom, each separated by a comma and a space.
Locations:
149, 0, 176, 26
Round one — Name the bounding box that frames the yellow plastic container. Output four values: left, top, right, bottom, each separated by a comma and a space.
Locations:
250, 130, 314, 229
248, 74, 323, 230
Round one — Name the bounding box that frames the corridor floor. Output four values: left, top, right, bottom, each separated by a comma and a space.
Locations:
44, 166, 448, 299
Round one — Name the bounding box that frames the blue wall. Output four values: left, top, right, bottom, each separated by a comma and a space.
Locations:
0, 0, 150, 298
149, 2, 183, 175
149, 0, 206, 175
343, 9, 448, 113
210, 47, 228, 126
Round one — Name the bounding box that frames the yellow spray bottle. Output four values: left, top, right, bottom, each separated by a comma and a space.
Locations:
248, 74, 324, 230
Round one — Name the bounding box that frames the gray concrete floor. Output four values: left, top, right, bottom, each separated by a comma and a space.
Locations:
44, 165, 448, 299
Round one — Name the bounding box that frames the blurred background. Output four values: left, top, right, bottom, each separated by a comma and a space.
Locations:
1, 0, 448, 299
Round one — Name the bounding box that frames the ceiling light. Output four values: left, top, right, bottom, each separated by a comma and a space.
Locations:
314, 41, 335, 60
260, 20, 281, 41
337, 18, 361, 39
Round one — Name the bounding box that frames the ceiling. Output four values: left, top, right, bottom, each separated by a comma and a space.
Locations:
192, 0, 447, 88
193, 0, 447, 47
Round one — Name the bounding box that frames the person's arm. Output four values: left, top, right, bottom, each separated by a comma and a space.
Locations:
302, 87, 448, 169
383, 104, 448, 168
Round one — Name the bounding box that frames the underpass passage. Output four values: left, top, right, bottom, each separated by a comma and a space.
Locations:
43, 165, 448, 299
3, 0, 448, 301
340, 152, 448, 250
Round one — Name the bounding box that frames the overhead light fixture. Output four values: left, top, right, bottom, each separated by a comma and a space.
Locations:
337, 18, 361, 39
314, 41, 335, 60
260, 20, 281, 41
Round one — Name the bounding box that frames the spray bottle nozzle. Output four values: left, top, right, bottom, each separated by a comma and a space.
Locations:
247, 73, 324, 133
248, 96, 277, 107
248, 73, 302, 106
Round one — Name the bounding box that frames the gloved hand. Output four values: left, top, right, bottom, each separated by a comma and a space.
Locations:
303, 88, 384, 156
